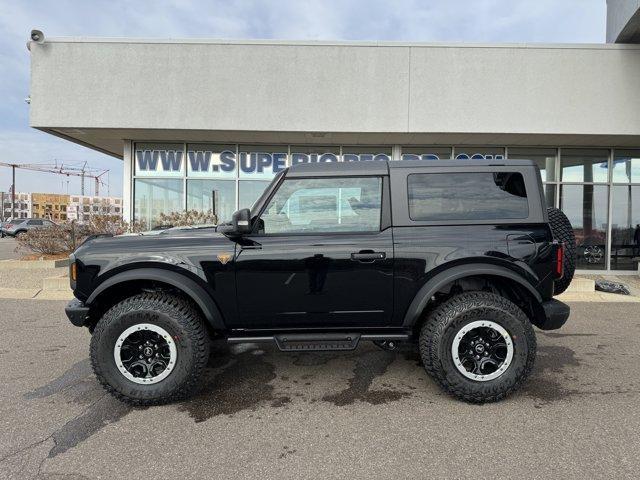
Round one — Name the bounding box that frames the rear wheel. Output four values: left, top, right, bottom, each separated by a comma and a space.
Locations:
547, 207, 576, 295
419, 292, 536, 403
90, 292, 210, 406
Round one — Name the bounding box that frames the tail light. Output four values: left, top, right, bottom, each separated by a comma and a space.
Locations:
555, 242, 564, 279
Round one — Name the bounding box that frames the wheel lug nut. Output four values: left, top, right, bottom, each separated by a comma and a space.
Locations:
475, 355, 480, 360
139, 354, 143, 359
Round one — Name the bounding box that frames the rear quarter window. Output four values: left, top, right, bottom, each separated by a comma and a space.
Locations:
407, 172, 528, 221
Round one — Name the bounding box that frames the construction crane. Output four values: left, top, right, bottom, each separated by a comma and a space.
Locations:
0, 161, 109, 220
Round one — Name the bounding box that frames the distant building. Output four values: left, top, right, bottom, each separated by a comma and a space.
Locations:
66, 195, 122, 222
31, 193, 69, 221
1, 192, 31, 220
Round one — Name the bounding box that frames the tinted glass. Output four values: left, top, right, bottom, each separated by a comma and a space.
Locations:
508, 147, 557, 182
134, 178, 184, 230
239, 180, 271, 210
612, 149, 640, 183
454, 147, 505, 160
401, 147, 452, 161
28, 220, 43, 226
260, 177, 382, 234
408, 173, 528, 221
610, 185, 640, 270
560, 149, 608, 183
560, 184, 608, 270
186, 179, 236, 224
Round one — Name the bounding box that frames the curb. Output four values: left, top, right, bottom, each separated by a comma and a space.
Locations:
0, 259, 69, 270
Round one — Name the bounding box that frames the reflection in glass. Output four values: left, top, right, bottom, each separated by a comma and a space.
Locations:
290, 146, 340, 165
260, 177, 382, 234
560, 149, 608, 183
341, 146, 392, 162
408, 172, 528, 221
134, 179, 184, 230
239, 180, 271, 210
401, 147, 452, 161
560, 185, 608, 270
508, 148, 557, 182
453, 147, 505, 160
543, 184, 557, 209
612, 149, 640, 183
187, 179, 236, 224
610, 186, 640, 270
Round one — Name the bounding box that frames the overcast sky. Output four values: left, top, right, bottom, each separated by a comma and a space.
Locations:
0, 0, 606, 198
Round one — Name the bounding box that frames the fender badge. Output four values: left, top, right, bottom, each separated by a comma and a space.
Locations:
217, 253, 233, 265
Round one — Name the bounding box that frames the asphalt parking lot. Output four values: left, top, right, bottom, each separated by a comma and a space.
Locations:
0, 237, 19, 260
1, 299, 639, 479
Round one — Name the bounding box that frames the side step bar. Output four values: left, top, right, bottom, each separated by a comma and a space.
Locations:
227, 333, 411, 352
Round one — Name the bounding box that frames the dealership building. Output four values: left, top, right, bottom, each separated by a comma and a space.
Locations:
27, 1, 640, 272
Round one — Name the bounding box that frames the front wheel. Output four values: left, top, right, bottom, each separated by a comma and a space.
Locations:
90, 292, 210, 406
419, 292, 536, 403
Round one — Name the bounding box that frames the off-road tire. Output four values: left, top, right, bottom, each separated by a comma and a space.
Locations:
419, 292, 536, 403
547, 207, 576, 295
90, 292, 210, 406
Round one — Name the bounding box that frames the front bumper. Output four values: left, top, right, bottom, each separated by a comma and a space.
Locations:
65, 298, 90, 327
538, 298, 570, 330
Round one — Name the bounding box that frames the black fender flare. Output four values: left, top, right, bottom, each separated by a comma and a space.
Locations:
86, 268, 226, 330
402, 263, 543, 327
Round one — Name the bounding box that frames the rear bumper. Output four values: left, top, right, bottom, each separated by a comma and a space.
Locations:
538, 298, 570, 330
65, 298, 90, 327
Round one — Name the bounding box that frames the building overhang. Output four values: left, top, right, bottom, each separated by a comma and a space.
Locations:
39, 127, 640, 160
29, 38, 640, 157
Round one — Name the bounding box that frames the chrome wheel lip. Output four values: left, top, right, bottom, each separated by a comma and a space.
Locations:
451, 320, 514, 382
113, 323, 177, 385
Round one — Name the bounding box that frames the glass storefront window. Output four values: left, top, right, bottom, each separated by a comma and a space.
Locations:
239, 180, 271, 210
341, 146, 392, 162
543, 183, 557, 209
186, 179, 236, 224
290, 146, 340, 165
454, 147, 505, 160
508, 147, 557, 182
134, 178, 184, 230
238, 145, 288, 179
401, 147, 452, 161
561, 184, 608, 270
187, 144, 236, 179
610, 185, 640, 270
612, 149, 640, 184
134, 143, 185, 177
560, 149, 609, 183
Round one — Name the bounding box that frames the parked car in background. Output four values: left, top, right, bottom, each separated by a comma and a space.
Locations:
1, 218, 57, 237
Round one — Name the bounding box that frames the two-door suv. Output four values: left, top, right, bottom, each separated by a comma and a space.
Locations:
65, 159, 575, 404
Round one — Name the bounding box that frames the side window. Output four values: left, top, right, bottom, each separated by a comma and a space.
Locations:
28, 220, 44, 226
408, 172, 528, 221
259, 177, 382, 234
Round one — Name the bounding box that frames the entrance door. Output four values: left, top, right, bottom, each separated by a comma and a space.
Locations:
232, 175, 393, 329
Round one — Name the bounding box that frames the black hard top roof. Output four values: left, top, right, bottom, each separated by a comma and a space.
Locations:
286, 159, 536, 177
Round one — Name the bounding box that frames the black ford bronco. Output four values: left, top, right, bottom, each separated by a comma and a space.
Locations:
65, 159, 575, 404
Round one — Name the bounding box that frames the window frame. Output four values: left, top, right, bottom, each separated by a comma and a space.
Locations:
251, 175, 386, 237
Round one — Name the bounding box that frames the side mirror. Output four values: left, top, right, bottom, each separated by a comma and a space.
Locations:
231, 208, 252, 234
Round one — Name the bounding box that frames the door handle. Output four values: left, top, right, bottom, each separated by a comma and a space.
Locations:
350, 251, 386, 262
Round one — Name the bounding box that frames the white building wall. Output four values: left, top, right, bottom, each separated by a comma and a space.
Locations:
29, 39, 640, 154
